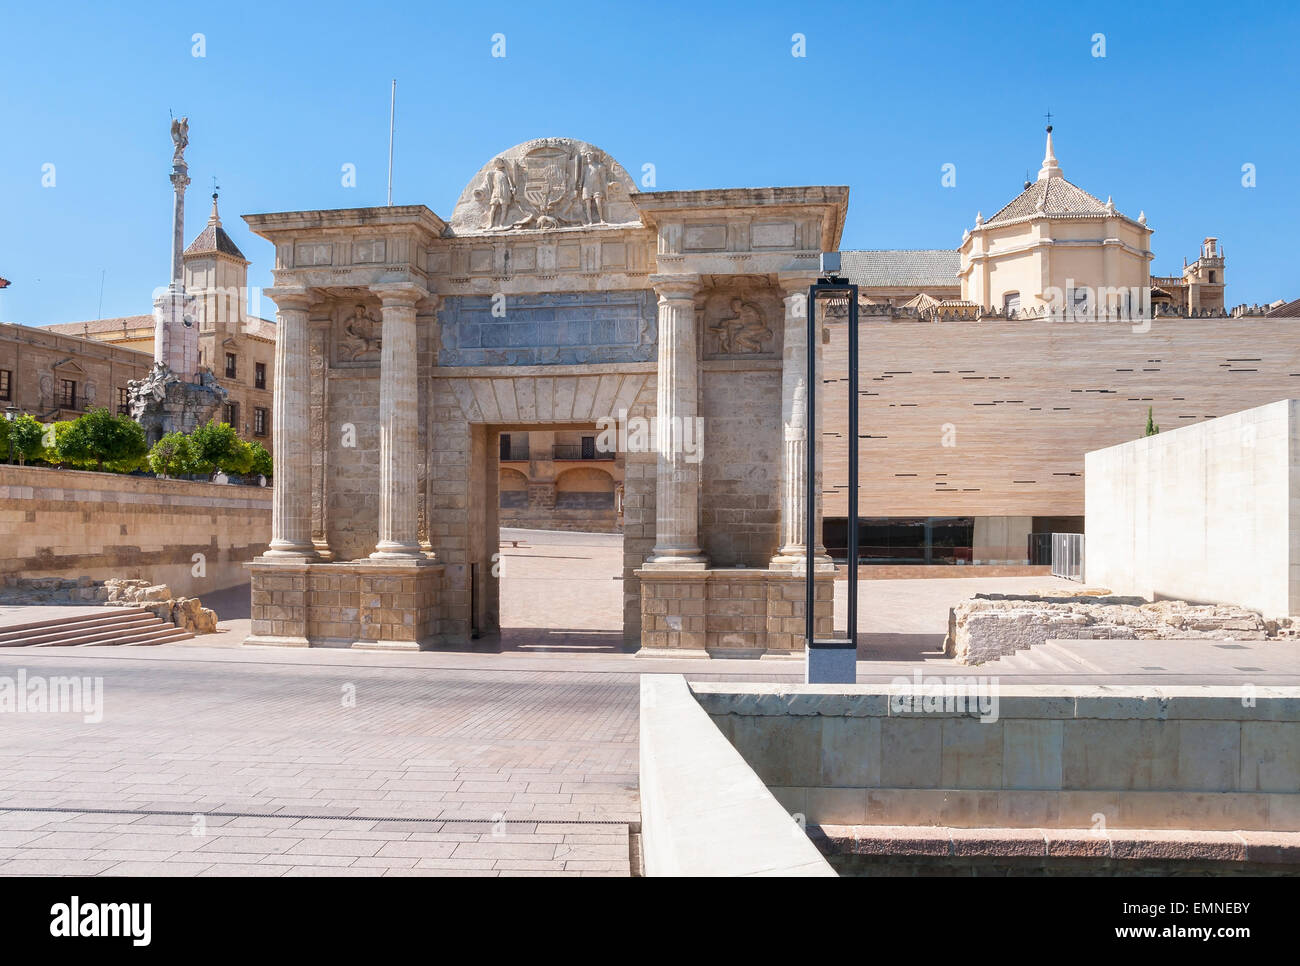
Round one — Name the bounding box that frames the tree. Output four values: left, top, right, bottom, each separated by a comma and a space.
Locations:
147, 432, 196, 477
6, 414, 48, 465
56, 408, 148, 472
188, 420, 247, 478
1144, 407, 1160, 437
247, 440, 273, 479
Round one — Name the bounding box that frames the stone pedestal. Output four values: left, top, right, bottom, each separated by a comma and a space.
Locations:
636, 568, 834, 658
246, 558, 443, 650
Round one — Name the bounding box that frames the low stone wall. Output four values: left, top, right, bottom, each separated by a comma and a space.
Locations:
945, 594, 1269, 665
694, 682, 1300, 833
635, 568, 834, 657
639, 675, 835, 876
0, 464, 272, 595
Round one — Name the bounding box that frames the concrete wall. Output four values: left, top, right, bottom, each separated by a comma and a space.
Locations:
0, 464, 271, 594
694, 682, 1300, 833
1085, 399, 1299, 617
640, 676, 834, 876
822, 318, 1300, 519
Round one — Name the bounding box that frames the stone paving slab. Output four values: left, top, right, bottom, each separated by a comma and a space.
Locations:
0, 650, 638, 877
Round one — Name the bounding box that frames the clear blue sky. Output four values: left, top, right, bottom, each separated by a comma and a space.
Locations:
1, 0, 1296, 324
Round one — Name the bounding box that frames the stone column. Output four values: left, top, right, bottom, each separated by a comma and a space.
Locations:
370, 283, 426, 560
771, 275, 832, 571
645, 275, 706, 568
261, 288, 316, 560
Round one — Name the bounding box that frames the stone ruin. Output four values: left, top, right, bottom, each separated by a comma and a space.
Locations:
1, 575, 218, 635
944, 592, 1280, 665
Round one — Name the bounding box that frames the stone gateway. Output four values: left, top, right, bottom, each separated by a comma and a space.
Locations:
244, 137, 839, 654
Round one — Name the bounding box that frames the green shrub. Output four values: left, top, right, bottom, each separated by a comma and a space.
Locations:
56, 409, 148, 471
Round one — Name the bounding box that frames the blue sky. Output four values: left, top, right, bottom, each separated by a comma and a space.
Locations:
1, 0, 1296, 324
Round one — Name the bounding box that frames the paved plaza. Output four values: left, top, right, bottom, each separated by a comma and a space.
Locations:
1, 528, 1298, 876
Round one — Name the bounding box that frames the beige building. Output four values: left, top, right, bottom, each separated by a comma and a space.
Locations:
43, 194, 277, 453
498, 428, 624, 532
0, 321, 152, 421
820, 129, 1296, 567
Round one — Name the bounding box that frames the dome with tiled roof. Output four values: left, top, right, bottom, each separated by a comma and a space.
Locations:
985, 128, 1137, 226
184, 193, 248, 260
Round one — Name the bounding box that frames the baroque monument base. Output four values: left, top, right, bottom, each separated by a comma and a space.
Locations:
245, 558, 443, 650
635, 567, 835, 657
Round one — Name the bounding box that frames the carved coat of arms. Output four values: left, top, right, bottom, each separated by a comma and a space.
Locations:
472, 140, 619, 231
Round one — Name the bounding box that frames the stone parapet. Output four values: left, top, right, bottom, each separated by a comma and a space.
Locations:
246, 558, 443, 650
693, 682, 1300, 832
635, 567, 833, 657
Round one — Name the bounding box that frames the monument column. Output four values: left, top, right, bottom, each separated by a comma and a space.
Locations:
370, 283, 427, 559
262, 288, 316, 559
645, 274, 706, 568
771, 275, 831, 570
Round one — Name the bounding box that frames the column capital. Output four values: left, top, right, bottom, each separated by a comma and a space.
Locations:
265, 287, 314, 311
372, 281, 428, 308
649, 274, 701, 301
777, 273, 821, 300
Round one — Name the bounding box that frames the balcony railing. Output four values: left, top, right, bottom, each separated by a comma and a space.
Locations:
552, 444, 615, 461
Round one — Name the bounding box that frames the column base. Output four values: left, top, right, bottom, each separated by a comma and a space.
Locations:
768, 550, 837, 573
642, 553, 709, 571
369, 544, 425, 561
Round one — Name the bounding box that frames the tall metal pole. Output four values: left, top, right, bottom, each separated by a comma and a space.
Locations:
386, 79, 396, 207
804, 287, 817, 645
805, 278, 859, 684
847, 285, 859, 650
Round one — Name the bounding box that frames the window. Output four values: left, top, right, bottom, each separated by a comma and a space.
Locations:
1002, 292, 1020, 316
499, 434, 512, 461
59, 379, 77, 410
0, 369, 10, 402
225, 353, 238, 378
255, 362, 266, 389
580, 436, 596, 460
1068, 287, 1089, 319
254, 407, 267, 437
223, 402, 239, 427
117, 387, 130, 415
1209, 270, 1218, 284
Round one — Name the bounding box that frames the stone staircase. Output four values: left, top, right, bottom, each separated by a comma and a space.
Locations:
978, 640, 1109, 675
0, 608, 194, 648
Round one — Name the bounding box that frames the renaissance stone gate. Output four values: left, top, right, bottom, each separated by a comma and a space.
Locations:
245, 138, 839, 655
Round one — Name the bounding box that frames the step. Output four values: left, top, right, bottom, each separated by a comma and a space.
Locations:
30, 621, 175, 648
0, 608, 153, 642
76, 625, 193, 647
2, 615, 165, 648
1040, 640, 1110, 674
1024, 643, 1080, 673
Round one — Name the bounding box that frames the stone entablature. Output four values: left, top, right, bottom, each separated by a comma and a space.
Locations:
241, 137, 850, 652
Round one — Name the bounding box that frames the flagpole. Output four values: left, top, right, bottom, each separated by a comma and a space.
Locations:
386, 79, 396, 206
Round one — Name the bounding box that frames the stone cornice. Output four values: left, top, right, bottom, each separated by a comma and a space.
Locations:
243, 205, 447, 240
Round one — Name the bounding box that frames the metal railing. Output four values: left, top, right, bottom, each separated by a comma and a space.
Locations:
552, 444, 614, 461
1050, 532, 1085, 581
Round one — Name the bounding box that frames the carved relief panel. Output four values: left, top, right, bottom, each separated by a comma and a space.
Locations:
700, 286, 782, 361
332, 301, 383, 367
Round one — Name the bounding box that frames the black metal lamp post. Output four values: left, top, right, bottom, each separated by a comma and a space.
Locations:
805, 253, 858, 684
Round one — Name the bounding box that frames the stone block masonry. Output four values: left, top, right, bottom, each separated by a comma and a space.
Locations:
636, 568, 834, 657
247, 559, 442, 649
0, 464, 270, 594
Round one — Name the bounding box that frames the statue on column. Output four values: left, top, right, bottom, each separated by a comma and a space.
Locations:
170, 116, 189, 162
